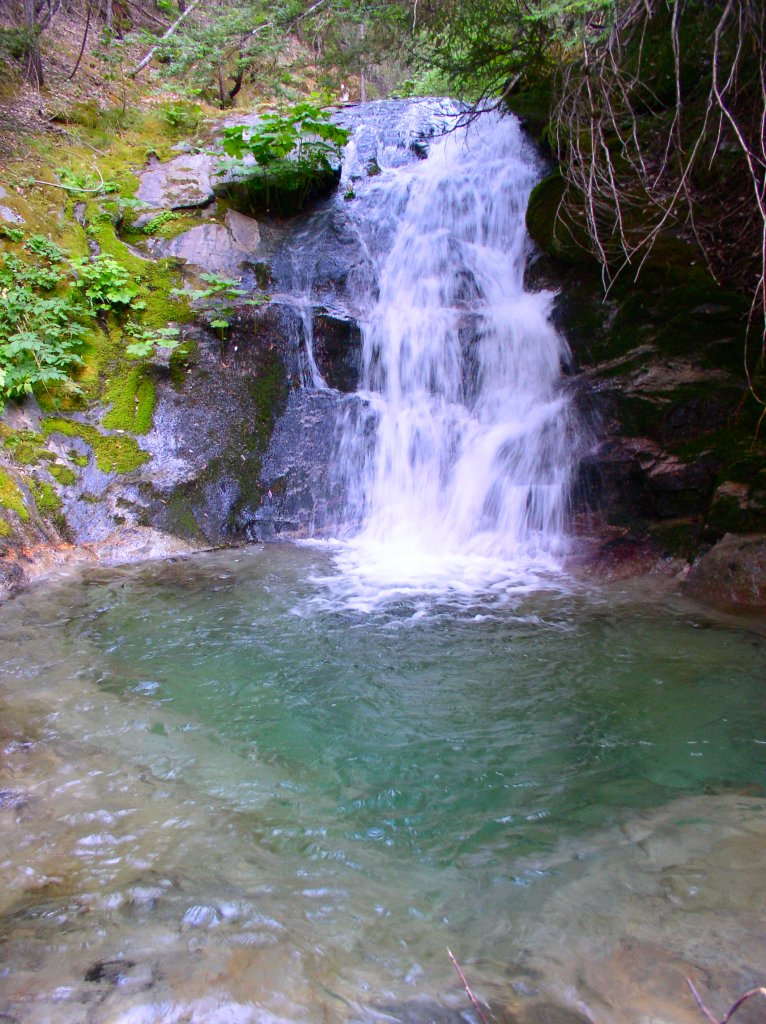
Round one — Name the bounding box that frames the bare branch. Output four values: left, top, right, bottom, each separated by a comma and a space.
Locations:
130, 0, 203, 78
447, 948, 491, 1024
687, 978, 766, 1024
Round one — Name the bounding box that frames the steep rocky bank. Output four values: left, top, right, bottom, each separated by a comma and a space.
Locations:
513, 91, 766, 609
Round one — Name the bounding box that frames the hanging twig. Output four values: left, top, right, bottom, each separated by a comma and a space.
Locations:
447, 948, 491, 1024
687, 978, 766, 1024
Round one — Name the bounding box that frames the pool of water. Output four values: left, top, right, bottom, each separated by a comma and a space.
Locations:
0, 545, 764, 1023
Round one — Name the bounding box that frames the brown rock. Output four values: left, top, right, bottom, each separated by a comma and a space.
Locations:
685, 532, 766, 608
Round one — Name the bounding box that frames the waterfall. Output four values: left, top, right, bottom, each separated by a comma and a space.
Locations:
287, 100, 580, 602
266, 99, 577, 598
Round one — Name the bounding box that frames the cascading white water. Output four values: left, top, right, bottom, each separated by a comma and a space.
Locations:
311, 103, 580, 601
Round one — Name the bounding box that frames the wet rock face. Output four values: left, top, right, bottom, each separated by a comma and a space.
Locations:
0, 558, 25, 600
312, 313, 362, 392
125, 310, 295, 546
528, 239, 766, 572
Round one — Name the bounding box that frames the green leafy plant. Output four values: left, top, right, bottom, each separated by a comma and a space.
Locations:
220, 101, 351, 212
0, 240, 152, 410
124, 322, 181, 358
24, 235, 65, 262
0, 252, 86, 407
71, 254, 140, 310
171, 273, 253, 356
162, 102, 203, 133
56, 167, 118, 194
0, 225, 24, 243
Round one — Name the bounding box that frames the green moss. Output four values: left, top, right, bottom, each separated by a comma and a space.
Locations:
4, 107, 207, 429
29, 478, 62, 515
526, 172, 592, 264
53, 100, 102, 129
0, 467, 29, 520
251, 350, 289, 450
69, 450, 90, 467
167, 488, 205, 540
505, 80, 554, 145
101, 367, 156, 434
7, 440, 44, 465
0, 516, 12, 538
41, 417, 150, 474
49, 464, 77, 486
2, 430, 54, 466
141, 211, 180, 235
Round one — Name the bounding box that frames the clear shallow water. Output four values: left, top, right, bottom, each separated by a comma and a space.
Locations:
0, 546, 765, 1023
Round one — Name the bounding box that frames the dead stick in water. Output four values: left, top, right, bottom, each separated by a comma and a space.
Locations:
687, 978, 766, 1024
447, 948, 491, 1024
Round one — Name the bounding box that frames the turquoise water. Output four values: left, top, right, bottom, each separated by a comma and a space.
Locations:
0, 546, 765, 1023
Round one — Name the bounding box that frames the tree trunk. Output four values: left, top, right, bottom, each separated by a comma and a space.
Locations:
228, 53, 244, 103
23, 0, 44, 87
217, 64, 227, 108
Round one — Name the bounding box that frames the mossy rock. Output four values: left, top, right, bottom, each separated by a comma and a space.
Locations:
705, 480, 766, 538
526, 172, 593, 265
0, 467, 29, 521
250, 349, 289, 450
0, 430, 54, 466
51, 101, 102, 129
505, 80, 554, 145
649, 517, 704, 559
102, 367, 156, 434
49, 464, 77, 486
41, 418, 149, 474
29, 478, 62, 516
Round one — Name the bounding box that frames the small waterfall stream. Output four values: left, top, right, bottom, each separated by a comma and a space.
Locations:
284, 100, 580, 600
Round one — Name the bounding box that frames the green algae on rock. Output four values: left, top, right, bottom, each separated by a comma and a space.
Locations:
0, 467, 29, 521
41, 418, 150, 474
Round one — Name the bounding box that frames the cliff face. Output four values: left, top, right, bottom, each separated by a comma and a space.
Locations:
521, 150, 766, 607
0, 100, 412, 599
504, 1, 766, 608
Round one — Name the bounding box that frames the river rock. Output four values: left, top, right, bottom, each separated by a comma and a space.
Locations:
0, 558, 25, 601
0, 184, 24, 224
684, 532, 766, 608
135, 152, 218, 210
87, 525, 202, 564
